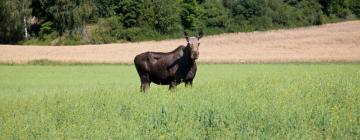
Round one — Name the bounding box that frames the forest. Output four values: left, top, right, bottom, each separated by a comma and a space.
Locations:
0, 0, 359, 45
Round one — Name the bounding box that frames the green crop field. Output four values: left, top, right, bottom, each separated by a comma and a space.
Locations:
0, 64, 359, 139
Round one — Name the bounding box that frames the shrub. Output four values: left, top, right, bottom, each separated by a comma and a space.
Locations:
91, 17, 123, 44
328, 0, 352, 19
201, 0, 230, 28
39, 21, 54, 38
269, 0, 297, 28
349, 0, 360, 17
250, 16, 273, 30
152, 0, 182, 33
181, 0, 205, 30
294, 0, 326, 26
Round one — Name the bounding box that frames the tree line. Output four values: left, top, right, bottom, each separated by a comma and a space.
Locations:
0, 0, 359, 45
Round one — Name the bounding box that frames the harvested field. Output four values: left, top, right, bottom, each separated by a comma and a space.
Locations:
1, 21, 360, 64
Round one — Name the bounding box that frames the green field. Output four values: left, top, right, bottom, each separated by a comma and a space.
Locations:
0, 64, 359, 139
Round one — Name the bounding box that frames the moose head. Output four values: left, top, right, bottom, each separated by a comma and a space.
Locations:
184, 31, 203, 60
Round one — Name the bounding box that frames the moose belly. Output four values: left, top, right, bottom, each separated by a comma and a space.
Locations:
149, 76, 172, 85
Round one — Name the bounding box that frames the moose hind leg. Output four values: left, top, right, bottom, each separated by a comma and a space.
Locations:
141, 82, 150, 92
140, 74, 150, 92
169, 81, 177, 91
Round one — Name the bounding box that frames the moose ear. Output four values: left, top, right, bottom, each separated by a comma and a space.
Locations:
184, 31, 189, 42
197, 31, 204, 39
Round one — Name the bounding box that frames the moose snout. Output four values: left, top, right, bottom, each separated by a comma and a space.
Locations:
191, 52, 199, 60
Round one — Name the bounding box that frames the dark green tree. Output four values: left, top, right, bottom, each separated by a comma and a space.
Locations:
152, 0, 181, 33
49, 0, 76, 35
48, 0, 94, 36
92, 0, 117, 17
180, 0, 204, 30
319, 0, 352, 18
72, 0, 94, 32
328, 0, 352, 18
0, 0, 31, 43
269, 0, 297, 27
201, 0, 230, 28
349, 0, 360, 17
116, 0, 144, 28
31, 0, 54, 20
295, 0, 325, 26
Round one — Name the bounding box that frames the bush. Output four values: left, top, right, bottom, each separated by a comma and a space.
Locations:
91, 17, 123, 44
121, 27, 162, 42
201, 0, 230, 28
349, 0, 360, 17
59, 34, 84, 45
181, 0, 205, 30
0, 0, 29, 44
116, 0, 143, 28
152, 0, 182, 33
250, 16, 273, 30
39, 21, 54, 38
269, 0, 297, 28
328, 0, 352, 19
294, 0, 326, 26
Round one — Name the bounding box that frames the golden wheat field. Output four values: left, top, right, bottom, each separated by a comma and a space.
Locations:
0, 21, 359, 64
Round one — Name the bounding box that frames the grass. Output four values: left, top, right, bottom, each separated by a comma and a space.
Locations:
0, 64, 359, 139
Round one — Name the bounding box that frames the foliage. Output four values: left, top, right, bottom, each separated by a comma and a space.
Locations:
0, 64, 359, 139
201, 0, 230, 28
152, 0, 182, 33
348, 0, 360, 17
1, 0, 359, 45
294, 0, 326, 26
91, 16, 123, 44
39, 21, 54, 37
320, 0, 352, 19
268, 0, 297, 28
0, 0, 31, 44
116, 0, 144, 28
92, 0, 117, 17
180, 0, 204, 30
48, 0, 94, 36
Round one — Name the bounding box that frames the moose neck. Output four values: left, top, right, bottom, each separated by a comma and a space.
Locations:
184, 44, 195, 64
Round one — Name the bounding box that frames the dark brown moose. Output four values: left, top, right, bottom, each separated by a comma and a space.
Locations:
134, 31, 203, 92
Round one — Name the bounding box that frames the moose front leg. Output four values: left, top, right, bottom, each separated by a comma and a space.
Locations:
185, 80, 193, 87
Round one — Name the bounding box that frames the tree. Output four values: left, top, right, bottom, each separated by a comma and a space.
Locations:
49, 0, 76, 35
180, 0, 204, 30
0, 0, 31, 44
269, 0, 297, 27
72, 0, 94, 33
49, 0, 94, 36
152, 0, 181, 33
232, 0, 270, 20
116, 0, 144, 28
201, 0, 230, 28
92, 0, 117, 17
294, 0, 325, 26
230, 0, 273, 30
320, 0, 352, 18
349, 0, 360, 17
31, 0, 55, 20
328, 0, 352, 18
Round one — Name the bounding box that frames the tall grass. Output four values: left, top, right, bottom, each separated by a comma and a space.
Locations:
0, 64, 359, 139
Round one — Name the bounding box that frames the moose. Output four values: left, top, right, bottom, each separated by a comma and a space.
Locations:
134, 31, 203, 92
